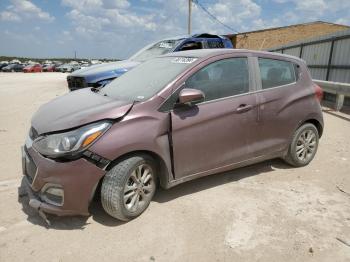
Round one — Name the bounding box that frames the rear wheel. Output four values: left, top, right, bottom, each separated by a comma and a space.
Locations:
101, 155, 157, 221
284, 123, 319, 167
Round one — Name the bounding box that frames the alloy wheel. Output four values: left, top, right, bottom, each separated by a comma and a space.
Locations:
295, 129, 317, 162
123, 164, 155, 212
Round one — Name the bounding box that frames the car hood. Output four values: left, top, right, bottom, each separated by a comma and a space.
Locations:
31, 89, 133, 135
69, 60, 140, 83
71, 60, 139, 76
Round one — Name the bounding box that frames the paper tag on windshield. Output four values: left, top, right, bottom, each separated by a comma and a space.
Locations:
159, 42, 172, 49
171, 57, 197, 64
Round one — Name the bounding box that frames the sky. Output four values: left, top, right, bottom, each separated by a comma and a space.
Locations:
0, 0, 349, 60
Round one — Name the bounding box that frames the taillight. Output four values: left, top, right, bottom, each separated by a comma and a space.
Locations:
313, 83, 323, 102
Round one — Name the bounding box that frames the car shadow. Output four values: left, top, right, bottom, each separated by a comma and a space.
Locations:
18, 158, 291, 229
153, 158, 292, 203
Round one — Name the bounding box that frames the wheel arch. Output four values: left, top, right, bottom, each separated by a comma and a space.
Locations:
284, 116, 323, 158
105, 150, 170, 189
300, 118, 323, 138
90, 150, 171, 205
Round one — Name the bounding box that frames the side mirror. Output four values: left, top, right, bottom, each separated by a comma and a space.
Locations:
178, 88, 205, 105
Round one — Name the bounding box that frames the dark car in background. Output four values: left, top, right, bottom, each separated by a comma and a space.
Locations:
2, 64, 24, 72
67, 33, 233, 91
22, 49, 323, 222
0, 63, 9, 70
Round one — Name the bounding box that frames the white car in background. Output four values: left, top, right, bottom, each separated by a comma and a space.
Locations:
57, 63, 80, 73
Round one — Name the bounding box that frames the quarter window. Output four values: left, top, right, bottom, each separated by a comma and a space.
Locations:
258, 58, 296, 89
186, 57, 249, 102
207, 40, 224, 48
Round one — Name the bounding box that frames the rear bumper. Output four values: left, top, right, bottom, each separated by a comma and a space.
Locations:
21, 145, 106, 216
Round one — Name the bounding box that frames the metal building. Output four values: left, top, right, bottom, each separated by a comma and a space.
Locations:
269, 30, 350, 106
226, 21, 349, 50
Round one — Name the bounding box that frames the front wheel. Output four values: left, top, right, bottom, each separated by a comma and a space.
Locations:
284, 123, 319, 167
101, 155, 157, 221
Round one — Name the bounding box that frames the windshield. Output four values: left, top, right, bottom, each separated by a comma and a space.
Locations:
100, 57, 197, 102
130, 39, 182, 62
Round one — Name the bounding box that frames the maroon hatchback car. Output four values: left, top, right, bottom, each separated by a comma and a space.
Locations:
22, 49, 323, 222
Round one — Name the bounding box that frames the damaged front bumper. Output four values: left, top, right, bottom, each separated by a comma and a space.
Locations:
21, 144, 106, 222
20, 176, 57, 225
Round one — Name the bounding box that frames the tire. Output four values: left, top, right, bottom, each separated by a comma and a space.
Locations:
101, 155, 157, 221
284, 123, 319, 167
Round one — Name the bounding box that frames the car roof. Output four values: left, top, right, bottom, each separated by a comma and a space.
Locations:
162, 48, 304, 63
161, 33, 227, 42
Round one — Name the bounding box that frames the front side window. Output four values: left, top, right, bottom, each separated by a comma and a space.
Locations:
186, 57, 249, 102
258, 58, 296, 89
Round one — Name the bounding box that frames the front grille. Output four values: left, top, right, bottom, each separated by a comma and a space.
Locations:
23, 147, 37, 183
67, 76, 86, 90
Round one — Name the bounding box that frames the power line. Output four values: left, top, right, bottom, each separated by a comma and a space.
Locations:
192, 0, 240, 33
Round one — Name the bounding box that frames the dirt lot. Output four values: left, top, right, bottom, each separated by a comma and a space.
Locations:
0, 72, 349, 262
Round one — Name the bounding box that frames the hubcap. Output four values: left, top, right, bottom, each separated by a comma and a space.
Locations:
123, 164, 155, 212
295, 129, 317, 162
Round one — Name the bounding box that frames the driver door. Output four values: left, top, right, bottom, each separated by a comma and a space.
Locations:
170, 56, 259, 179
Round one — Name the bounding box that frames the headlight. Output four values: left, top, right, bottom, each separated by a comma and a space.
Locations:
33, 121, 111, 158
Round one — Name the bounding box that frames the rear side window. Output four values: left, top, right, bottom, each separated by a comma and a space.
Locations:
258, 58, 296, 89
207, 40, 224, 48
186, 57, 249, 102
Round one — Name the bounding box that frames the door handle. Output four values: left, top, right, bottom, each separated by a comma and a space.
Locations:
236, 104, 253, 113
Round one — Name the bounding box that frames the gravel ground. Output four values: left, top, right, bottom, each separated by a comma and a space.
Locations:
0, 72, 349, 262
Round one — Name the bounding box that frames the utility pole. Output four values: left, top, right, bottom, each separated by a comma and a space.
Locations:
188, 0, 192, 35
74, 50, 77, 60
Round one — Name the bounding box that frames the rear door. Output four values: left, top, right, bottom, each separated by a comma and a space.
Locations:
253, 56, 301, 156
170, 56, 259, 179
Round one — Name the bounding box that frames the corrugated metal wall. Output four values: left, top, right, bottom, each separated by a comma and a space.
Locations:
269, 29, 350, 105
283, 47, 300, 57
269, 29, 350, 83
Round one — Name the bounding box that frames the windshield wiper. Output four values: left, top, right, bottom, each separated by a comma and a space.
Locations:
91, 87, 109, 98
91, 86, 102, 93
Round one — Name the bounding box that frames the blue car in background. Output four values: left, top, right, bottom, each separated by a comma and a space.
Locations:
67, 33, 233, 91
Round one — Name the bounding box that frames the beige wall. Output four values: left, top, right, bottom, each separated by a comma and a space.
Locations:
233, 23, 349, 50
